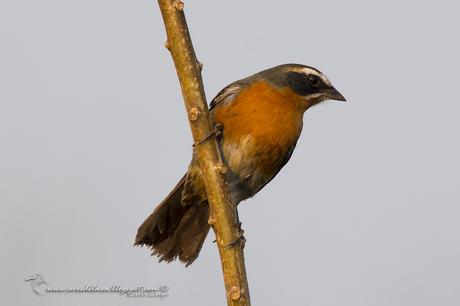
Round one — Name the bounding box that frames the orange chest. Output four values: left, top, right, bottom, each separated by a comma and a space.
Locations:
213, 81, 304, 150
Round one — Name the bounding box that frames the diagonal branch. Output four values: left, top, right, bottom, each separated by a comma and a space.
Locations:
156, 1, 251, 305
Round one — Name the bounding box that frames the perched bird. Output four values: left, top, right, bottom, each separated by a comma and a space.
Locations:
135, 64, 346, 266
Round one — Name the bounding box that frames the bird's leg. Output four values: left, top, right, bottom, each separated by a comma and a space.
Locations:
235, 208, 246, 248
194, 122, 228, 175
212, 209, 246, 248
213, 208, 246, 248
204, 121, 227, 247
224, 208, 246, 249
194, 122, 224, 147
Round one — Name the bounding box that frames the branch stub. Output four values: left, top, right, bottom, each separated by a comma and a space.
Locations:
174, 0, 184, 11
188, 107, 201, 121
230, 287, 242, 301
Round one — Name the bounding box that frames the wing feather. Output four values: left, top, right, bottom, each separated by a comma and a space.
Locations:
209, 80, 246, 110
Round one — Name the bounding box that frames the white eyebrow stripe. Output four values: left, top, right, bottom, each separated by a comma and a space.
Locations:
302, 67, 331, 86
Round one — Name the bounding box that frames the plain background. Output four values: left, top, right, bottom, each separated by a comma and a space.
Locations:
1, 1, 459, 305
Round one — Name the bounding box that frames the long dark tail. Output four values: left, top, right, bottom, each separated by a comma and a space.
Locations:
134, 176, 210, 266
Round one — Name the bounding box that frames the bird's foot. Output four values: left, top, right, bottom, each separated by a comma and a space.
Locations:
224, 221, 246, 249
194, 123, 224, 147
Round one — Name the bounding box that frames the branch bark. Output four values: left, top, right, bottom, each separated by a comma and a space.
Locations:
156, 1, 251, 305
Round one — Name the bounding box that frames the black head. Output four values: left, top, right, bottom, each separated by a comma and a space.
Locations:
259, 64, 346, 106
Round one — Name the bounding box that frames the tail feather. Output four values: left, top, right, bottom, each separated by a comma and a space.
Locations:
135, 175, 210, 266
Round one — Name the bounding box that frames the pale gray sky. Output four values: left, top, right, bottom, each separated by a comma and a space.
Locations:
1, 1, 460, 306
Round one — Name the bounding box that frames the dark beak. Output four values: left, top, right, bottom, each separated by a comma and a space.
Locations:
325, 86, 346, 102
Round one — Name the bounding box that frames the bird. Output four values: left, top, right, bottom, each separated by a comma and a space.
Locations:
135, 63, 346, 266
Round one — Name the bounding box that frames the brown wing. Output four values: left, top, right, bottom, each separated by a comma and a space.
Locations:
209, 80, 247, 110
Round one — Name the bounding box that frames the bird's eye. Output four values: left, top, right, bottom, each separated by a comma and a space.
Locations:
309, 75, 320, 87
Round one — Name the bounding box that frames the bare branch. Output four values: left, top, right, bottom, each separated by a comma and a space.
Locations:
156, 1, 251, 305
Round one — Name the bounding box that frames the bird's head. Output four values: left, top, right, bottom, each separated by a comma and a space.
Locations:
260, 63, 346, 109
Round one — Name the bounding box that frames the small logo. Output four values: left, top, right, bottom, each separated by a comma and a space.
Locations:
24, 273, 169, 298
25, 273, 48, 295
